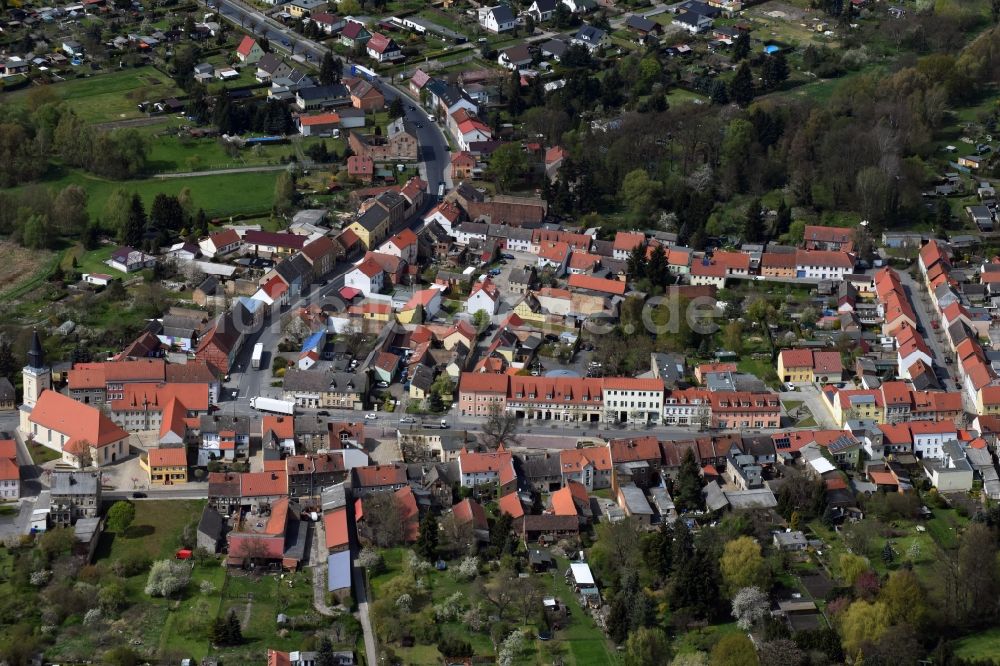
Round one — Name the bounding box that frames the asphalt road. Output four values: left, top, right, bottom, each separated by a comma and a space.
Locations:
896, 270, 958, 391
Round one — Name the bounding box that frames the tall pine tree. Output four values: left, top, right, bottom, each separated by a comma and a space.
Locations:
673, 449, 704, 512
121, 193, 146, 247
730, 62, 755, 109
415, 512, 439, 560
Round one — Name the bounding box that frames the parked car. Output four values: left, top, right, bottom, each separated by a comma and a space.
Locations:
364, 413, 378, 421
377, 381, 389, 388
502, 253, 515, 260
399, 416, 417, 424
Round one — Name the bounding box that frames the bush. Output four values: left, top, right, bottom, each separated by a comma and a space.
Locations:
144, 559, 191, 598
112, 553, 151, 578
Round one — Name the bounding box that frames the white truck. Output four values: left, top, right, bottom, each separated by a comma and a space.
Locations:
251, 343, 264, 370
250, 397, 295, 415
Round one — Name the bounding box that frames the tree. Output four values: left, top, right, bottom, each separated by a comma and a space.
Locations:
122, 194, 146, 247
673, 449, 703, 512
839, 600, 890, 655
316, 637, 338, 666
479, 566, 519, 621
274, 171, 296, 213
388, 96, 405, 119
623, 627, 671, 666
107, 500, 136, 533
880, 569, 927, 628
710, 633, 758, 666
758, 639, 806, 666
733, 31, 750, 60
22, 214, 51, 249
489, 511, 515, 558
472, 309, 491, 332
439, 511, 475, 557
729, 62, 754, 108
144, 559, 191, 598
761, 52, 789, 90
319, 51, 341, 86
731, 586, 770, 630
621, 169, 664, 221
361, 491, 404, 548
626, 243, 648, 280
507, 69, 524, 115
415, 511, 438, 560
774, 199, 792, 237
488, 143, 529, 192
710, 80, 729, 105
53, 184, 89, 236
479, 402, 520, 449
838, 552, 870, 586
720, 536, 768, 594
744, 198, 764, 242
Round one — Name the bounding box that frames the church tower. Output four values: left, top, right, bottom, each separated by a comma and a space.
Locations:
22, 330, 50, 409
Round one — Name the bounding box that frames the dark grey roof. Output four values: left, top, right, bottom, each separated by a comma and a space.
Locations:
489, 4, 515, 24
517, 452, 561, 479
509, 267, 533, 285
532, 0, 556, 10
199, 414, 253, 434
625, 14, 657, 31
0, 377, 14, 401
50, 471, 100, 496
387, 116, 416, 138
198, 505, 225, 540
298, 83, 349, 101
356, 205, 389, 232
574, 24, 606, 43
540, 39, 568, 57
283, 368, 368, 394
197, 275, 220, 294
410, 364, 434, 390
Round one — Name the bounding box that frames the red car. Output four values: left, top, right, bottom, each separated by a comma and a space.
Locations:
931, 320, 940, 329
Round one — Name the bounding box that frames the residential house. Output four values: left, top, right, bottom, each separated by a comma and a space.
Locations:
776, 349, 844, 384
527, 0, 557, 21
107, 246, 155, 273
481, 4, 517, 32
499, 44, 533, 70
803, 225, 855, 252
236, 36, 264, 64
571, 24, 607, 51
49, 471, 101, 527
146, 447, 188, 485
339, 20, 371, 48
366, 32, 402, 62
466, 279, 500, 316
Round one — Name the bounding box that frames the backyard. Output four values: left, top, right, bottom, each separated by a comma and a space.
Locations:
368, 548, 617, 665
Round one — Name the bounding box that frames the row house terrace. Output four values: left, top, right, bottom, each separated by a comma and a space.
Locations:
663, 388, 712, 427
507, 376, 604, 423
708, 392, 781, 429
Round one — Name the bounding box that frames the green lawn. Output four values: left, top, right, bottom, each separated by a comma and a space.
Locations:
20, 168, 280, 219
954, 628, 1000, 660
65, 245, 116, 276
5, 67, 183, 124
27, 441, 62, 464
96, 500, 205, 563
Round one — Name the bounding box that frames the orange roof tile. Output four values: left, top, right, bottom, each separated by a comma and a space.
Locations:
30, 391, 129, 448
498, 491, 525, 519
567, 273, 626, 295
324, 507, 350, 550
148, 447, 187, 468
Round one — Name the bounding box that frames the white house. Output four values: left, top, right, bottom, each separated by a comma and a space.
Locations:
343, 258, 385, 297
911, 421, 958, 459
458, 449, 515, 487
466, 279, 500, 316
107, 246, 156, 273
480, 4, 517, 32
526, 0, 557, 21
562, 0, 596, 13
199, 229, 242, 258
498, 44, 532, 70
571, 25, 607, 52
673, 11, 712, 33
378, 229, 419, 265
795, 250, 855, 281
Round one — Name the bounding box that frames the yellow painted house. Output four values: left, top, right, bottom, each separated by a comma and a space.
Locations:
777, 349, 844, 384
145, 447, 189, 485
830, 389, 884, 427
513, 295, 546, 324
977, 386, 1000, 416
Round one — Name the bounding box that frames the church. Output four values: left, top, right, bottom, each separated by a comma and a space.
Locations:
18, 332, 130, 469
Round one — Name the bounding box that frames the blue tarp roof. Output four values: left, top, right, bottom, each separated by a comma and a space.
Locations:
300, 330, 325, 354
327, 551, 352, 592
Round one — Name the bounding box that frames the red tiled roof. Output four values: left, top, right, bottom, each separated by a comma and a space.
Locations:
498, 491, 525, 519
148, 447, 187, 468
299, 112, 340, 126
324, 507, 349, 550
240, 471, 288, 497
236, 35, 257, 56
550, 485, 579, 517
453, 498, 488, 530
803, 225, 854, 246
0, 457, 17, 482
459, 372, 509, 394
263, 415, 295, 439
353, 463, 407, 488
613, 231, 645, 251
30, 391, 129, 448
567, 273, 625, 295
395, 486, 420, 542
609, 436, 661, 464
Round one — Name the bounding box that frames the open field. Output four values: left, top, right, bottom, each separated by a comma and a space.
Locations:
0, 241, 58, 300
6, 67, 184, 124
19, 168, 280, 219
954, 628, 1000, 660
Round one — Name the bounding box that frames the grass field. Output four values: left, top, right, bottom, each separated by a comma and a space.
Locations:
22, 168, 279, 219
954, 628, 1000, 660
6, 67, 183, 124
0, 240, 59, 301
